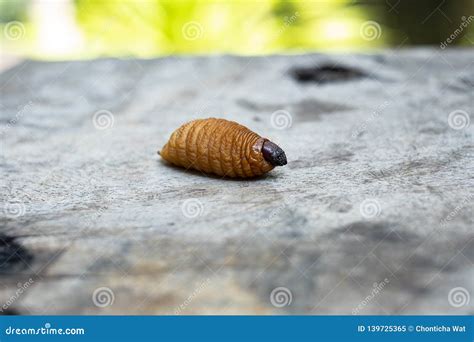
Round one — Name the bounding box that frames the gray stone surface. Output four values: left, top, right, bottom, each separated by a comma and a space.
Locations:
0, 49, 473, 315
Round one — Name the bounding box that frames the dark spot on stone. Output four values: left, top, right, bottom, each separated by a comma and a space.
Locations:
291, 99, 354, 122
289, 159, 313, 169
282, 230, 302, 239
460, 73, 474, 87
418, 124, 446, 135
366, 149, 466, 181
328, 199, 353, 213
236, 99, 257, 110
406, 254, 457, 273
329, 222, 419, 244
237, 98, 354, 124
0, 234, 33, 273
460, 239, 474, 264
290, 64, 368, 84
445, 72, 474, 91
289, 144, 354, 169
373, 54, 387, 64
367, 169, 391, 181
236, 99, 280, 112
0, 308, 20, 315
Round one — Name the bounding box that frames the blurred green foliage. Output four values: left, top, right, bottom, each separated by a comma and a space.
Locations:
0, 0, 29, 22
0, 0, 473, 60
74, 0, 374, 56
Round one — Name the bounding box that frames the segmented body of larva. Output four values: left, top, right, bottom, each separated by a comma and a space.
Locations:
159, 118, 287, 178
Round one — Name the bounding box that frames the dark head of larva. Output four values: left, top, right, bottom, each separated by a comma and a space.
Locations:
262, 140, 287, 167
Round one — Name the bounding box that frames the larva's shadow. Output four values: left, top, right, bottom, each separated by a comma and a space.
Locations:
156, 159, 275, 182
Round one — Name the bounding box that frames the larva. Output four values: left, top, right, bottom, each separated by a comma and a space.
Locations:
159, 118, 287, 178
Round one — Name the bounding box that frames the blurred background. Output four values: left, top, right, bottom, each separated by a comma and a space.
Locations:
0, 0, 473, 66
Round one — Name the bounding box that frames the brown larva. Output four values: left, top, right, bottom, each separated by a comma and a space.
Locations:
158, 118, 287, 178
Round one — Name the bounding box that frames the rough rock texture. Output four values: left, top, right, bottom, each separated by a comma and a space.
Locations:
0, 49, 473, 315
